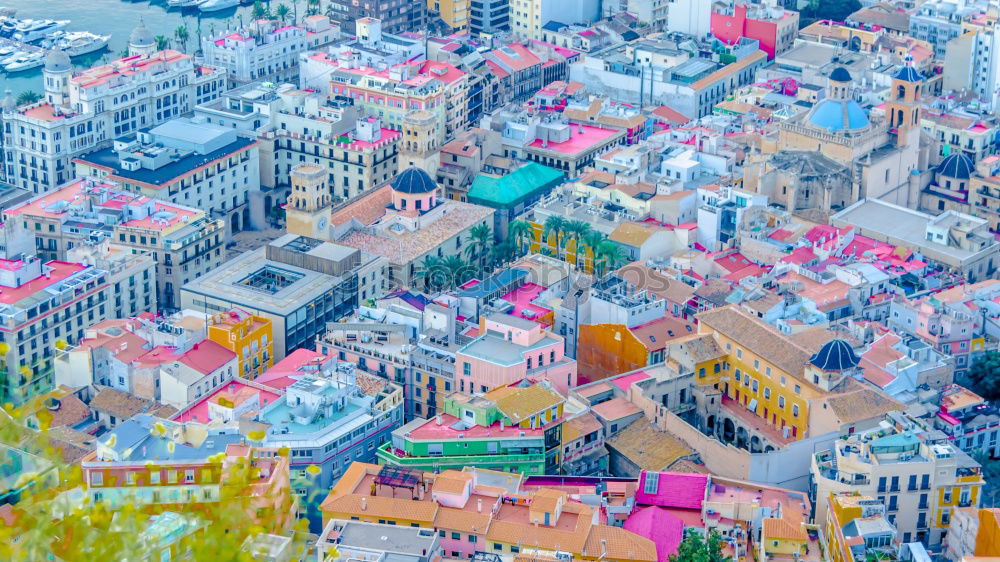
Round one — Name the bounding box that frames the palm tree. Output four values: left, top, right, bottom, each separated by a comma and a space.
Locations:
464, 224, 493, 276
581, 230, 605, 273
153, 35, 171, 51
275, 3, 291, 23
595, 239, 627, 277
251, 0, 271, 20
563, 220, 592, 270
15, 91, 41, 106
508, 220, 534, 256
543, 215, 566, 259
174, 25, 189, 53
309, 0, 322, 16
490, 241, 515, 269
414, 255, 443, 292
441, 255, 474, 290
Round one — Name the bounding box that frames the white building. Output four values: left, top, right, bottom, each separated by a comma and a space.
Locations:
73, 117, 261, 235
0, 222, 157, 404
200, 15, 339, 85
664, 0, 711, 37
943, 24, 1000, 112
0, 21, 226, 194
511, 0, 601, 40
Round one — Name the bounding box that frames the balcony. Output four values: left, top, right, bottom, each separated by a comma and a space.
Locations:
375, 442, 544, 469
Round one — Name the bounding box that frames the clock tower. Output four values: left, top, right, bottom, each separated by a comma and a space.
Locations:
285, 164, 332, 239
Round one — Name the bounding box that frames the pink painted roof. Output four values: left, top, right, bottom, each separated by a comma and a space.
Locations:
120, 203, 199, 232
0, 261, 88, 306
492, 43, 542, 72
407, 413, 546, 441
623, 506, 685, 562
723, 264, 768, 283
135, 341, 235, 375
21, 104, 67, 122
501, 282, 551, 327
528, 124, 619, 156
611, 371, 651, 393
713, 251, 753, 273
769, 228, 793, 242
256, 348, 329, 391
635, 472, 708, 510
780, 247, 817, 265
72, 51, 192, 90
172, 380, 281, 424
591, 397, 642, 421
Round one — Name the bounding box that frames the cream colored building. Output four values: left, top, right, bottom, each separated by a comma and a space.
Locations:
812, 416, 984, 546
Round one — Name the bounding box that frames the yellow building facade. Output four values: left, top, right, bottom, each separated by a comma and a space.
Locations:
207, 309, 274, 380
430, 0, 469, 30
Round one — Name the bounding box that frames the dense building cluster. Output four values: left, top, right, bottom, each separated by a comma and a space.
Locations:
7, 1, 1000, 561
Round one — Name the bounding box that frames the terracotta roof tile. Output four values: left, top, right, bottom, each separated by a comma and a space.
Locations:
605, 419, 693, 471
89, 386, 177, 421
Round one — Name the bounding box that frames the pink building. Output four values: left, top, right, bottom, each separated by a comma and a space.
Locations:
456, 313, 577, 395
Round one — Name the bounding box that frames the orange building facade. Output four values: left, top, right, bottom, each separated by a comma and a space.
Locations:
207, 309, 274, 380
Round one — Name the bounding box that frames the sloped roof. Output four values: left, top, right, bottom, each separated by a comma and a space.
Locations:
467, 162, 564, 209
606, 419, 693, 472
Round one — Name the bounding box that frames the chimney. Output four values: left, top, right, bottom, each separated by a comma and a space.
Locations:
477, 498, 482, 513
435, 414, 443, 425
361, 497, 367, 511
600, 539, 608, 559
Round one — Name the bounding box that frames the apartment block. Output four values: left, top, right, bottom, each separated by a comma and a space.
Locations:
200, 16, 339, 84
181, 234, 386, 360
73, 117, 261, 236
812, 413, 984, 546
378, 382, 565, 475
206, 308, 274, 381
1, 40, 224, 193
81, 414, 294, 534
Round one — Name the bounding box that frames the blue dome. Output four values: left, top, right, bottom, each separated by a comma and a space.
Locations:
391, 167, 437, 194
936, 153, 974, 180
809, 339, 860, 371
807, 99, 870, 132
894, 65, 922, 83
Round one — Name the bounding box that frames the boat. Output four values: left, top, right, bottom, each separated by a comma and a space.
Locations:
0, 49, 24, 65
199, 0, 240, 12
4, 52, 44, 72
13, 19, 70, 44
168, 0, 207, 7
50, 32, 111, 57
0, 17, 17, 37
0, 45, 16, 58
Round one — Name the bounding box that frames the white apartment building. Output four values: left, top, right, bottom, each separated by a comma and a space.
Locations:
195, 82, 400, 204
200, 15, 339, 85
2, 176, 224, 312
0, 21, 225, 194
0, 222, 155, 404
812, 414, 985, 546
73, 118, 260, 235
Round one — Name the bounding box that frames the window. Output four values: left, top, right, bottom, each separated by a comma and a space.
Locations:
185, 469, 195, 483
90, 472, 102, 486
463, 362, 471, 376
452, 532, 461, 540
150, 471, 160, 484
778, 396, 785, 408
792, 404, 799, 417
643, 472, 660, 494
793, 384, 801, 394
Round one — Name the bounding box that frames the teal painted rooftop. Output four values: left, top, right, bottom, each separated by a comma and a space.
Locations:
869, 431, 920, 453
467, 162, 564, 209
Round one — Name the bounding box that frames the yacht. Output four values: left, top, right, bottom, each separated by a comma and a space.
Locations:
0, 17, 18, 37
13, 19, 70, 44
4, 52, 44, 72
0, 49, 24, 65
168, 0, 207, 7
199, 0, 240, 12
50, 32, 111, 57
0, 45, 16, 59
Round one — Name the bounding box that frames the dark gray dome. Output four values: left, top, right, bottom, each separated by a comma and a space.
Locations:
936, 153, 975, 180
829, 66, 852, 83
391, 167, 437, 194
809, 339, 860, 371
129, 18, 154, 47
44, 49, 71, 73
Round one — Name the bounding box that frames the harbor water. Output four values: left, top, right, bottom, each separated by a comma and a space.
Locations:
0, 0, 264, 95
